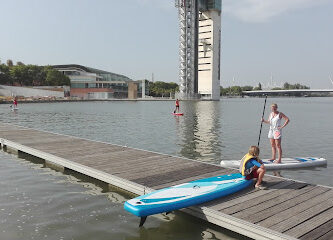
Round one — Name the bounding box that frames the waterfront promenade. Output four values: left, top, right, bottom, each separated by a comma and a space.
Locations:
0, 122, 332, 240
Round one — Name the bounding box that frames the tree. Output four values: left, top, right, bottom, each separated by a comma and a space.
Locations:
147, 81, 179, 97
241, 86, 253, 91
283, 82, 309, 90
45, 68, 70, 86
258, 82, 262, 90
10, 65, 30, 85
283, 82, 290, 90
6, 59, 13, 67
253, 82, 262, 91
0, 64, 11, 84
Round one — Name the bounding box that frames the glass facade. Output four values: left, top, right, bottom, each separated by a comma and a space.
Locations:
199, 0, 221, 11
53, 64, 135, 99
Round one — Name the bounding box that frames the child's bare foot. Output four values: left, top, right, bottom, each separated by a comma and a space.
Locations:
255, 184, 267, 190
274, 160, 281, 164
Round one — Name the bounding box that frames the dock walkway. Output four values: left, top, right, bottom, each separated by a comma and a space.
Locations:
0, 123, 332, 240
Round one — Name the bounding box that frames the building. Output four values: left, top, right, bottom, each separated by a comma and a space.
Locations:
175, 0, 221, 100
53, 64, 139, 99
198, 0, 221, 100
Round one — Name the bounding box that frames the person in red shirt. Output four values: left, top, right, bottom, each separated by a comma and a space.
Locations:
174, 99, 180, 113
13, 98, 18, 108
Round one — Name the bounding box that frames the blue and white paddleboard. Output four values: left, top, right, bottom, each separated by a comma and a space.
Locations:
124, 173, 252, 221
220, 157, 327, 170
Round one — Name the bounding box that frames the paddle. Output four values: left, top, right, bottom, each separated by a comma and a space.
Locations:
257, 95, 267, 147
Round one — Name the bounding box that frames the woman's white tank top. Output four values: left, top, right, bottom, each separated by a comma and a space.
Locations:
269, 112, 282, 130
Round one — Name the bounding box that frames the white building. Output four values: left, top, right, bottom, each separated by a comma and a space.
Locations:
198, 1, 221, 100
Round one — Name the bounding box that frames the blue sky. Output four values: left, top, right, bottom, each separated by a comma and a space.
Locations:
1, 0, 332, 88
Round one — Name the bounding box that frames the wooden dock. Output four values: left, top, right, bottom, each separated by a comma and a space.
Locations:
0, 122, 332, 240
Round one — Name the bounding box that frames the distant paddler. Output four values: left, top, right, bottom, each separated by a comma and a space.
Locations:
261, 103, 290, 163
13, 97, 18, 108
10, 97, 18, 110
174, 99, 180, 113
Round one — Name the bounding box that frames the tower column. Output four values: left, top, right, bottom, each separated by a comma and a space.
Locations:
176, 0, 222, 101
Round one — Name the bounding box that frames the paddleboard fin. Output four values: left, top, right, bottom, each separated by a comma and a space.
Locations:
139, 216, 147, 227
165, 211, 171, 215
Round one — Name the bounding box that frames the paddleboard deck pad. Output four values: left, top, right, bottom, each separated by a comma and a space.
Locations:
124, 173, 252, 225
220, 157, 327, 170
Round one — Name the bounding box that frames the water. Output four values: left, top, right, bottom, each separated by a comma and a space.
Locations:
0, 97, 332, 239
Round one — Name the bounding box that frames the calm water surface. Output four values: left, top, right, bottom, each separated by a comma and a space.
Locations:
0, 98, 332, 239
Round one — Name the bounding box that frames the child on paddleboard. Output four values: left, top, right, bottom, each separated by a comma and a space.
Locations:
239, 146, 266, 190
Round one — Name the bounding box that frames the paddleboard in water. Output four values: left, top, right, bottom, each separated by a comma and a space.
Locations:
172, 112, 183, 116
220, 157, 327, 170
124, 173, 252, 226
11, 107, 19, 111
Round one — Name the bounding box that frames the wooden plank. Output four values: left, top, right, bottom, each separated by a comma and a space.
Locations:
110, 156, 194, 173
25, 141, 92, 151
270, 197, 333, 233
223, 182, 307, 215
60, 148, 132, 162
90, 156, 184, 175
203, 176, 282, 209
232, 183, 312, 219
284, 207, 333, 238
300, 219, 333, 240
132, 163, 222, 188
54, 147, 126, 158
71, 148, 157, 161
81, 155, 171, 170
259, 189, 333, 229
212, 180, 292, 211
115, 160, 201, 180
316, 230, 333, 240
248, 186, 329, 224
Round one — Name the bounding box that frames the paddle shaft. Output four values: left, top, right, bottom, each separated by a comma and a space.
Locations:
257, 95, 268, 147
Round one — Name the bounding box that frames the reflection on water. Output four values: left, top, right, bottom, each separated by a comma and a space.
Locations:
176, 101, 223, 162
125, 211, 248, 240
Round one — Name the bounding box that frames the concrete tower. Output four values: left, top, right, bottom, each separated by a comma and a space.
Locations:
175, 0, 221, 100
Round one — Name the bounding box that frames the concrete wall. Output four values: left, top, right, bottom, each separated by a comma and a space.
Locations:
0, 85, 65, 98
70, 88, 113, 99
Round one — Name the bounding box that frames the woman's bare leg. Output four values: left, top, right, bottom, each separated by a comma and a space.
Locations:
275, 139, 282, 163
270, 138, 276, 160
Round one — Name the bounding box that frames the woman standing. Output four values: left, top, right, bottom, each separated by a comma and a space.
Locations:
261, 103, 290, 163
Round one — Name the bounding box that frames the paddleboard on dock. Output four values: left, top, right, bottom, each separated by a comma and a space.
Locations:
124, 173, 252, 226
220, 157, 327, 170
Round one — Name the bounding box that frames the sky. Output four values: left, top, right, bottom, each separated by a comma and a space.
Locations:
0, 0, 332, 88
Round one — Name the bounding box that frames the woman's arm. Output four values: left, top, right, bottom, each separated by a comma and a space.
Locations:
279, 112, 290, 129
261, 113, 271, 124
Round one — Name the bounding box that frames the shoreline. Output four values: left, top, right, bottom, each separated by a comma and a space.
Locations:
1, 95, 332, 105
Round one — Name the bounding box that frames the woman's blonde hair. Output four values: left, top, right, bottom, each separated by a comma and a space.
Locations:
249, 146, 260, 157
271, 103, 278, 108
